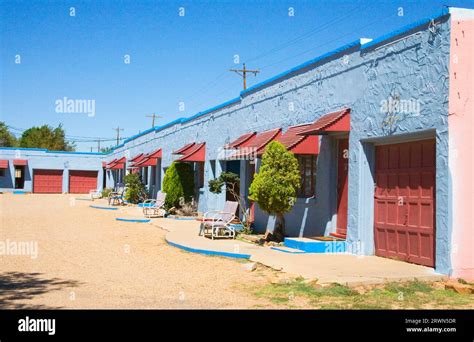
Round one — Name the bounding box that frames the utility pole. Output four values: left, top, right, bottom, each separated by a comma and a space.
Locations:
112, 127, 124, 146
146, 113, 162, 128
230, 63, 260, 90
97, 139, 101, 152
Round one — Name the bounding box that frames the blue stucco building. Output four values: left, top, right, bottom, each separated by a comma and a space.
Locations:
1, 8, 473, 279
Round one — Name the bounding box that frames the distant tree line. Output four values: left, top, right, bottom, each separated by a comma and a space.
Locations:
0, 122, 75, 151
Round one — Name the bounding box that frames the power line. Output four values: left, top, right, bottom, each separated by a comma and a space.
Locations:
259, 11, 397, 72
244, 3, 369, 65
5, 125, 129, 142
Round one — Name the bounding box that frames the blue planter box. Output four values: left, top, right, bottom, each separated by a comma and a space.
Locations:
284, 238, 347, 253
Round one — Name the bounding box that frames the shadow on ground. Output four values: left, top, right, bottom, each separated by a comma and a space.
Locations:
0, 271, 81, 309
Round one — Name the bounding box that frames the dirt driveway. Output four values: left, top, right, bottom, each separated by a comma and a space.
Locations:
0, 194, 273, 309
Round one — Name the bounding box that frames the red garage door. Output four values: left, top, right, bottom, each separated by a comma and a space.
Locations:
374, 139, 435, 267
69, 170, 98, 194
33, 169, 63, 193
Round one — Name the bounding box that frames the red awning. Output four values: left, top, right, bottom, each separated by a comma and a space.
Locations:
224, 132, 257, 149
133, 148, 162, 167
0, 160, 8, 169
106, 159, 117, 168
299, 108, 351, 135
107, 157, 126, 170
230, 128, 281, 159
13, 159, 28, 166
129, 153, 144, 162
173, 143, 196, 155
175, 142, 206, 162
277, 124, 319, 155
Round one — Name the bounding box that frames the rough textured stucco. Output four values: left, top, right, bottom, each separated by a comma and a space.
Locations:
0, 11, 461, 276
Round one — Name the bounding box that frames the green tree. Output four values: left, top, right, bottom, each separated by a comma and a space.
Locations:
100, 146, 114, 153
162, 161, 195, 209
123, 173, 147, 204
0, 122, 18, 147
249, 141, 301, 241
19, 124, 75, 151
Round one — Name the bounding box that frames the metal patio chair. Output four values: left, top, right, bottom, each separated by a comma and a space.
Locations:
108, 183, 127, 206
199, 201, 238, 239
142, 192, 167, 218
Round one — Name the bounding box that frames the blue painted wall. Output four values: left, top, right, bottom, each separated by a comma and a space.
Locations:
1, 9, 459, 275
0, 148, 104, 193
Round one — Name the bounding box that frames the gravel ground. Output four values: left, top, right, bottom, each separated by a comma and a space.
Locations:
0, 194, 274, 309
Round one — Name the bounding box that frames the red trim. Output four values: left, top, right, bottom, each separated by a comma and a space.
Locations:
277, 124, 319, 155
230, 128, 281, 159
177, 143, 206, 162
13, 159, 28, 166
298, 108, 351, 135
225, 132, 257, 149
0, 160, 8, 169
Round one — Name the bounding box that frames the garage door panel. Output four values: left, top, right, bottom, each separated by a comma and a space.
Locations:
421, 171, 434, 197
397, 231, 408, 255
397, 203, 407, 226
69, 170, 98, 194
420, 203, 433, 228
388, 146, 399, 169
375, 229, 387, 252
399, 144, 410, 168
422, 141, 435, 167
376, 147, 389, 170
375, 200, 386, 224
33, 170, 63, 193
375, 139, 435, 268
376, 174, 387, 196
408, 232, 420, 257
398, 174, 409, 197
409, 174, 420, 197
410, 143, 422, 168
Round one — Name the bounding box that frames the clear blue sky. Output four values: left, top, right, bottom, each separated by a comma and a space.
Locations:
1, 0, 473, 151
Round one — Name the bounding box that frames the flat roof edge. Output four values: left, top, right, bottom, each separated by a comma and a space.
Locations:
361, 8, 450, 51
0, 146, 105, 155
240, 39, 363, 97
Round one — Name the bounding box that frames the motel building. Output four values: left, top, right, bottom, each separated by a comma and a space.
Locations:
0, 8, 472, 280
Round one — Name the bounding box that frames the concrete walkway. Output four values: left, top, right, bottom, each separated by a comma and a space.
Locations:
150, 216, 447, 286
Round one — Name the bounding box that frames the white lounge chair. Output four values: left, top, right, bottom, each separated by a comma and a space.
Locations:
142, 192, 167, 218
199, 201, 238, 239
